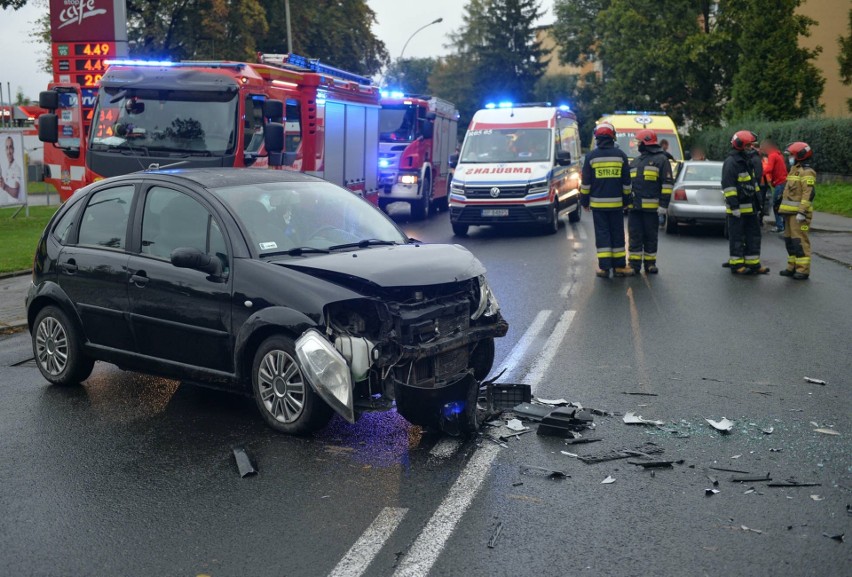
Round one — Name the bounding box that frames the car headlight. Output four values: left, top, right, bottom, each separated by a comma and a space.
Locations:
450, 181, 464, 193
471, 275, 500, 320
295, 329, 354, 423
398, 174, 418, 185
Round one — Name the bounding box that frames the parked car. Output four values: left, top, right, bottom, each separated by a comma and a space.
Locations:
665, 160, 726, 234
26, 169, 507, 434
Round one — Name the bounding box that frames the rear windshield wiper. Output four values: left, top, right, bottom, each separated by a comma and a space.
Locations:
328, 239, 399, 251
260, 246, 330, 257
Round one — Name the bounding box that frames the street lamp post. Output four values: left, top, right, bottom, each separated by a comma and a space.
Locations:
399, 17, 443, 62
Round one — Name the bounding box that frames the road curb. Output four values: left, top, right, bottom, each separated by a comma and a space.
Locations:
813, 251, 852, 269
0, 270, 31, 280
0, 319, 28, 334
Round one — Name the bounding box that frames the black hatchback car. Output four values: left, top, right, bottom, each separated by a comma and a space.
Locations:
27, 169, 507, 434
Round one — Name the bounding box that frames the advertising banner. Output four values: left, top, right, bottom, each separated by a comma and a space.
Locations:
49, 0, 128, 43
0, 132, 27, 207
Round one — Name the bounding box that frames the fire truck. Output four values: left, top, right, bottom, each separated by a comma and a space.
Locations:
378, 92, 458, 219
38, 54, 382, 203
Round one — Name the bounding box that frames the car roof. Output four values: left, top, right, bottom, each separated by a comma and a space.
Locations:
682, 160, 722, 166
139, 168, 323, 189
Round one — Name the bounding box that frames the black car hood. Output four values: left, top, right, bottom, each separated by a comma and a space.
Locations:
271, 244, 485, 288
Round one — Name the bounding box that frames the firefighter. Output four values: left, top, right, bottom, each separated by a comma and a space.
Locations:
581, 122, 633, 278
627, 130, 673, 274
722, 130, 769, 275
778, 142, 816, 279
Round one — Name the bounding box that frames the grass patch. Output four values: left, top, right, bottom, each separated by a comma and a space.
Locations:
0, 205, 58, 274
813, 183, 852, 218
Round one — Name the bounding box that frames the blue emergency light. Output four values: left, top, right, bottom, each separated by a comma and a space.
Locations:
485, 103, 496, 109
381, 90, 406, 99
497, 101, 514, 109
558, 104, 571, 111
379, 159, 390, 168
105, 59, 175, 67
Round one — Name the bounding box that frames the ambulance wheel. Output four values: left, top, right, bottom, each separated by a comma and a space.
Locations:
568, 204, 581, 223
452, 222, 469, 236
543, 203, 559, 235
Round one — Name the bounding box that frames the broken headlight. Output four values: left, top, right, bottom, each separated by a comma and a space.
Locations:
295, 329, 354, 423
471, 275, 500, 321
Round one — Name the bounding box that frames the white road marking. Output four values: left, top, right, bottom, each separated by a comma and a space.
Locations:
578, 226, 588, 241
429, 437, 463, 459
566, 226, 575, 240
328, 507, 409, 577
573, 241, 583, 250
391, 444, 500, 577
523, 310, 577, 393
493, 309, 552, 381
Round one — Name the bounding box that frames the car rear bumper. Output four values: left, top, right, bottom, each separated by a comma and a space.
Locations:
669, 203, 726, 222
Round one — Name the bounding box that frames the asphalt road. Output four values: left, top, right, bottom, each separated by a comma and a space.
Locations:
1, 205, 850, 577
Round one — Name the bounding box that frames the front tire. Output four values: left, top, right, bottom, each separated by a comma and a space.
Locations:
251, 335, 333, 434
32, 305, 94, 386
452, 222, 469, 236
411, 173, 432, 221
543, 203, 559, 235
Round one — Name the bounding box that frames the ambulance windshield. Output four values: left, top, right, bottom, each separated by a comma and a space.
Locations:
89, 88, 239, 155
615, 132, 682, 161
460, 128, 551, 163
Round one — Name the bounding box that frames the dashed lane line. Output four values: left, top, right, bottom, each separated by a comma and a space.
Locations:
428, 437, 463, 459
522, 310, 577, 394
328, 507, 409, 577
493, 309, 552, 381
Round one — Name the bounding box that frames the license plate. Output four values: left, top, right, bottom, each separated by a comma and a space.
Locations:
482, 209, 509, 217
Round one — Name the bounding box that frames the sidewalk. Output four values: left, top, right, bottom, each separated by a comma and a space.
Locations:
0, 272, 31, 332
810, 211, 852, 233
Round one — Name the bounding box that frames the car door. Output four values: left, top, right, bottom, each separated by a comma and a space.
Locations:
57, 183, 136, 351
126, 184, 234, 373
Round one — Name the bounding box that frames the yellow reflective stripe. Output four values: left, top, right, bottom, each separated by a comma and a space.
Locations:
724, 190, 737, 197
591, 201, 624, 208
591, 161, 624, 168
629, 254, 642, 261
623, 187, 631, 194
641, 200, 660, 208
787, 175, 802, 182
630, 169, 637, 178
787, 256, 796, 263
729, 258, 744, 264
612, 250, 626, 258
744, 258, 760, 265
661, 188, 672, 194
796, 257, 811, 263
740, 206, 754, 214
644, 173, 658, 181
804, 177, 816, 185
597, 251, 614, 258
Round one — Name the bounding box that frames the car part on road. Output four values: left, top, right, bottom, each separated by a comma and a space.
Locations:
577, 443, 663, 464
601, 476, 616, 484
623, 412, 664, 426
564, 438, 603, 445
705, 488, 720, 496
628, 460, 675, 469
731, 473, 771, 483
537, 407, 594, 437
813, 428, 840, 436
707, 474, 719, 486
233, 447, 257, 477
512, 402, 554, 421
768, 480, 821, 487
519, 465, 568, 479
804, 376, 827, 385
705, 417, 735, 432
32, 305, 95, 386
489, 383, 531, 410
487, 522, 503, 548
709, 466, 752, 474
621, 391, 658, 396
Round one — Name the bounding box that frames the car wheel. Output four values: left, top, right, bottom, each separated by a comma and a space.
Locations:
665, 214, 678, 234
411, 173, 432, 221
452, 222, 469, 236
32, 305, 95, 386
568, 204, 581, 223
543, 203, 559, 235
470, 337, 495, 381
251, 335, 333, 434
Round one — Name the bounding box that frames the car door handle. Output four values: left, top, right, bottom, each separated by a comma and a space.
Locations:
59, 260, 78, 274
129, 272, 149, 287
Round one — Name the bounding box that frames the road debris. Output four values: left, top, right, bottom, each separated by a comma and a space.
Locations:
751, 390, 772, 396
731, 454, 742, 459
512, 402, 554, 421
701, 377, 726, 383
511, 482, 524, 487
623, 412, 663, 426
578, 443, 663, 464
621, 391, 658, 396
487, 522, 503, 548
731, 473, 771, 483
707, 474, 719, 486
534, 398, 569, 406
520, 465, 568, 479
769, 448, 783, 452
537, 407, 594, 437
814, 428, 840, 436
628, 460, 674, 468
564, 438, 602, 445
761, 427, 774, 435
768, 480, 821, 488
739, 525, 763, 534
601, 476, 616, 484
706, 488, 720, 496
560, 451, 579, 458
709, 466, 751, 474
810, 495, 824, 501
823, 533, 845, 543
506, 418, 526, 432
705, 417, 735, 433
233, 447, 257, 478
804, 376, 827, 385
744, 487, 756, 495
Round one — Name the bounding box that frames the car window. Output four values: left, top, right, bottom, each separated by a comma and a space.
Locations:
77, 185, 134, 249
52, 200, 82, 245
683, 164, 722, 182
141, 187, 229, 271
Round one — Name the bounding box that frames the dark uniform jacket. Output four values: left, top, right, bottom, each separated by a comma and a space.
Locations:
629, 146, 673, 211
581, 141, 631, 210
778, 163, 816, 216
721, 150, 758, 214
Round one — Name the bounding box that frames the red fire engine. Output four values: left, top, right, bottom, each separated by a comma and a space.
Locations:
39, 53, 382, 203
378, 92, 458, 219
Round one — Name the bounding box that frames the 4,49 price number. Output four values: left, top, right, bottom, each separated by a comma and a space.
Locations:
75, 43, 112, 57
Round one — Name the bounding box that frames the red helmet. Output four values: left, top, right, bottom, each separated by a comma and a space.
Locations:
636, 129, 657, 146
731, 130, 758, 151
594, 122, 616, 140
786, 141, 812, 161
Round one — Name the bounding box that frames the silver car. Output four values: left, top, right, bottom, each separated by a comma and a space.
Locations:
665, 160, 725, 234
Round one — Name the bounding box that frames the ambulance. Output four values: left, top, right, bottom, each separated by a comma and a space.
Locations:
448, 102, 582, 236
593, 111, 684, 162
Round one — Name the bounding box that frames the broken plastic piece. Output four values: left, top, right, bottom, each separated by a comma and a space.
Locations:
621, 391, 658, 396
744, 487, 755, 495
731, 473, 771, 483
564, 438, 602, 445
769, 448, 783, 452
823, 533, 844, 542
623, 412, 663, 426
512, 402, 554, 421
761, 427, 774, 435
804, 376, 826, 385
506, 418, 526, 432
707, 474, 719, 486
233, 447, 257, 478
705, 488, 719, 495
491, 383, 532, 409
768, 480, 821, 487
520, 464, 568, 479
740, 525, 762, 534
487, 522, 503, 548
535, 397, 569, 406
537, 407, 594, 437
709, 466, 751, 474
560, 451, 579, 458
628, 459, 674, 468
814, 428, 840, 436
705, 417, 734, 432
601, 476, 615, 484
578, 443, 663, 464
810, 494, 824, 501
511, 481, 524, 487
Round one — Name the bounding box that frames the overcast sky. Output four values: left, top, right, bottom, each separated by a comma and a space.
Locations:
1, 1, 555, 101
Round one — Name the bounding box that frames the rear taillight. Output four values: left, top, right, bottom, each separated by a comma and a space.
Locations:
674, 188, 687, 201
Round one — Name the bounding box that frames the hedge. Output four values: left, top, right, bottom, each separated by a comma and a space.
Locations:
691, 117, 852, 176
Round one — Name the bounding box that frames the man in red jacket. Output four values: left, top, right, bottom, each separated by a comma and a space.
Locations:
760, 138, 788, 232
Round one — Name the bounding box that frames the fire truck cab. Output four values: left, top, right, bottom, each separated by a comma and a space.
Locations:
378, 92, 458, 220
38, 54, 381, 203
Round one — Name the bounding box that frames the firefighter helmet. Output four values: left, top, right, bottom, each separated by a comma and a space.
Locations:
636, 129, 658, 146
594, 122, 616, 140
731, 130, 758, 151
785, 141, 812, 161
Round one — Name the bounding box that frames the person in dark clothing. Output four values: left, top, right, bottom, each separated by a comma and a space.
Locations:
722, 130, 769, 275
628, 130, 673, 274
581, 122, 633, 278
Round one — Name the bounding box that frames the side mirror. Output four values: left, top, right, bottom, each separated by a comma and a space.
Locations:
38, 114, 59, 144
264, 122, 285, 166
263, 99, 284, 122
449, 153, 459, 168
39, 90, 60, 110
170, 247, 224, 277
556, 150, 572, 166
421, 121, 434, 140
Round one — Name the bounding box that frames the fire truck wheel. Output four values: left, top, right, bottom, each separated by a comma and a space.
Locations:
411, 173, 432, 220
452, 223, 469, 236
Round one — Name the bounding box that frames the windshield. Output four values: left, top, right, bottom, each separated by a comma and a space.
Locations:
460, 128, 551, 163
212, 181, 407, 254
616, 132, 682, 161
681, 162, 722, 183
90, 88, 239, 155
379, 106, 416, 142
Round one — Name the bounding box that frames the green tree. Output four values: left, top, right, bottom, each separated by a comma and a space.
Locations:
839, 9, 852, 112
551, 0, 610, 68
0, 0, 27, 8
384, 58, 437, 94
724, 0, 824, 120
534, 73, 605, 148
15, 87, 30, 105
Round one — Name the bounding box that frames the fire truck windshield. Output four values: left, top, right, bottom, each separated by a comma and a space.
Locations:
460, 128, 552, 163
90, 88, 239, 155
379, 106, 417, 142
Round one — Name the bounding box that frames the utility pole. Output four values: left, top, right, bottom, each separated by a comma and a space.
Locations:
285, 0, 293, 54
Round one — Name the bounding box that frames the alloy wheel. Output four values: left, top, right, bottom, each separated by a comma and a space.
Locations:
257, 349, 306, 424
35, 316, 69, 376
